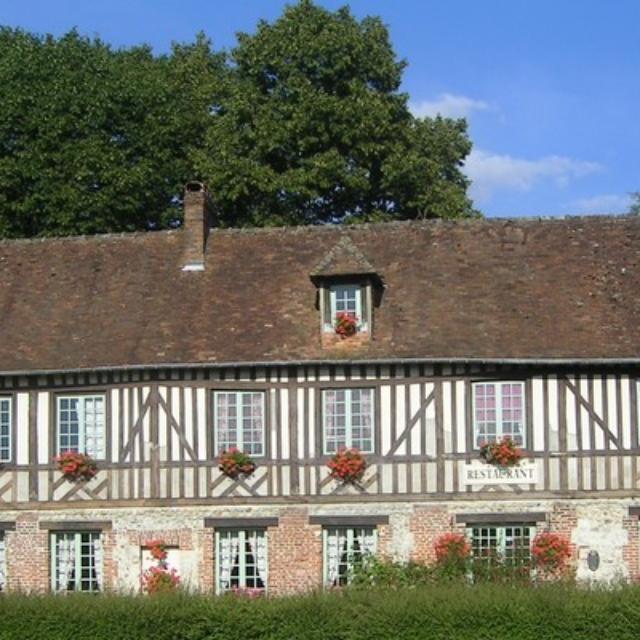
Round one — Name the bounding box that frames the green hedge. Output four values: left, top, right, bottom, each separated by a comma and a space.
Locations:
1, 584, 639, 640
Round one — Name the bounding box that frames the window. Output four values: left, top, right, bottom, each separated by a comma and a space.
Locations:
323, 389, 374, 453
468, 524, 534, 576
214, 392, 265, 456
323, 527, 377, 587
216, 529, 267, 594
0, 398, 11, 463
0, 532, 5, 591
57, 395, 105, 458
325, 284, 368, 332
51, 531, 102, 592
473, 382, 525, 448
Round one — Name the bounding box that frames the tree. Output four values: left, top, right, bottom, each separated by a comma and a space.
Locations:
0, 28, 223, 237
629, 192, 640, 215
195, 0, 476, 226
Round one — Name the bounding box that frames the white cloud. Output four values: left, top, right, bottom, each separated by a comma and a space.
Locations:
410, 93, 490, 119
465, 149, 602, 202
569, 193, 631, 214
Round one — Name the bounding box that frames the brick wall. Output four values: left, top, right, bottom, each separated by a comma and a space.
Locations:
6, 513, 49, 593
268, 508, 322, 595
409, 506, 453, 564
1, 501, 637, 593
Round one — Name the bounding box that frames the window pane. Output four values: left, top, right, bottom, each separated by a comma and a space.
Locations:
474, 382, 525, 447
0, 399, 10, 463
324, 390, 347, 453
52, 532, 102, 593
58, 398, 80, 453
216, 529, 267, 594
215, 392, 264, 456
324, 527, 376, 587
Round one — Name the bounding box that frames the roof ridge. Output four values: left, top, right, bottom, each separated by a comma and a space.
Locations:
0, 213, 636, 246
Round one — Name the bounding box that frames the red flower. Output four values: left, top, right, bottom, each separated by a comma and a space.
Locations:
334, 312, 358, 338
218, 449, 256, 479
532, 532, 571, 571
145, 539, 168, 562
434, 532, 471, 563
479, 437, 522, 467
327, 448, 367, 484
54, 451, 98, 482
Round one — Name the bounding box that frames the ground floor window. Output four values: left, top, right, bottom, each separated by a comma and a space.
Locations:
0, 532, 5, 591
323, 526, 377, 587
467, 524, 535, 578
215, 529, 267, 594
51, 531, 102, 592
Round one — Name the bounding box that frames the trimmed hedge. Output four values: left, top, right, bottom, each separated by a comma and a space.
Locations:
0, 584, 639, 640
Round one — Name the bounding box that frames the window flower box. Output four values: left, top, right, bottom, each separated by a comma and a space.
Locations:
54, 451, 98, 482
335, 311, 359, 338
479, 437, 523, 467
327, 447, 367, 484
218, 448, 256, 479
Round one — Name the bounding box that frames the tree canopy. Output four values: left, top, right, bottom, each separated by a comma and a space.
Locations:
0, 1, 477, 238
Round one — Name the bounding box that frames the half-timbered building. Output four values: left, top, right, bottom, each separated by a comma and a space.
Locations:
0, 183, 639, 593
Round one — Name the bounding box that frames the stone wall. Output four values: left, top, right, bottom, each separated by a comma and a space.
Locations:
0, 498, 638, 593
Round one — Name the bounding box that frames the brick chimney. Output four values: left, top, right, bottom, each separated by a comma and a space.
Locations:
182, 181, 212, 271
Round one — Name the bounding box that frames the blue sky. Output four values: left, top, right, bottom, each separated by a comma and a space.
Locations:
1, 0, 638, 217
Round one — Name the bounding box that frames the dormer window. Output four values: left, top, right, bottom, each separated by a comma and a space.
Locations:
327, 284, 368, 333
310, 234, 383, 343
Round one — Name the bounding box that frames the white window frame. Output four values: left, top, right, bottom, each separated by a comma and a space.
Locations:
323, 526, 377, 587
215, 528, 268, 594
472, 381, 526, 449
322, 388, 375, 454
56, 395, 106, 459
325, 284, 368, 332
0, 397, 11, 463
50, 531, 102, 593
467, 523, 535, 572
213, 391, 266, 456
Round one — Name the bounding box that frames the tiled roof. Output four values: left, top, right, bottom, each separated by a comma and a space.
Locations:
1, 215, 639, 373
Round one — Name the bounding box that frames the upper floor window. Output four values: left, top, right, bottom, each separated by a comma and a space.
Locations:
0, 398, 11, 463
323, 526, 377, 587
323, 388, 374, 454
216, 528, 268, 594
472, 382, 525, 448
214, 391, 265, 456
51, 531, 102, 593
323, 284, 369, 333
57, 395, 105, 459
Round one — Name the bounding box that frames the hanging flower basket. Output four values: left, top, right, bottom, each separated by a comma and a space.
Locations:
532, 532, 571, 572
54, 451, 98, 482
218, 448, 256, 479
146, 539, 168, 562
142, 538, 180, 594
434, 532, 471, 564
479, 437, 523, 467
327, 448, 367, 484
335, 311, 359, 338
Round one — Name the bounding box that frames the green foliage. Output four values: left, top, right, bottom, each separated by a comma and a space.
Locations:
196, 0, 476, 226
0, 28, 223, 237
0, 585, 640, 640
629, 192, 640, 215
0, 1, 478, 238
